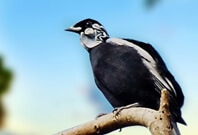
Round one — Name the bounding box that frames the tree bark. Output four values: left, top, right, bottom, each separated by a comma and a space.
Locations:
56, 89, 171, 135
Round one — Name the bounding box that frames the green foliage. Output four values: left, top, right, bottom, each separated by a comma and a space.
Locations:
0, 56, 12, 128
0, 57, 12, 97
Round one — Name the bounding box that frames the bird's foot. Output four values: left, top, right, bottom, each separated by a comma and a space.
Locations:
95, 113, 107, 119
113, 102, 140, 116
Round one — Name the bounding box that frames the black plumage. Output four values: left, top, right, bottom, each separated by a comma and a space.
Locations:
66, 19, 186, 126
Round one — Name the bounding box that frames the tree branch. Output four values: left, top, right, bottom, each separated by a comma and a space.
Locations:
56, 89, 171, 135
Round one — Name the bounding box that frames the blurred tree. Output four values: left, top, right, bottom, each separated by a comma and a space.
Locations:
0, 57, 12, 128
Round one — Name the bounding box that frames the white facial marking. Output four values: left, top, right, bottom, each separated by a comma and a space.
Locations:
92, 23, 104, 29
85, 28, 95, 35
80, 31, 102, 49
79, 23, 109, 49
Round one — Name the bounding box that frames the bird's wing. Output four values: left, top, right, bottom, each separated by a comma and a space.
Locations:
106, 38, 184, 106
124, 38, 184, 106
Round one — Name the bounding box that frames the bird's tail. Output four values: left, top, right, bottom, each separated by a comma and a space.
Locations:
171, 120, 181, 135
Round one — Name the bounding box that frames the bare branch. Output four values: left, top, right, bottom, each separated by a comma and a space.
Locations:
56, 89, 171, 135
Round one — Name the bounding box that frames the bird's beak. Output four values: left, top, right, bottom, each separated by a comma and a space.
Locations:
65, 26, 82, 33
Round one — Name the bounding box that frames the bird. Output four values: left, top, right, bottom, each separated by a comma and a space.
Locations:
65, 18, 186, 134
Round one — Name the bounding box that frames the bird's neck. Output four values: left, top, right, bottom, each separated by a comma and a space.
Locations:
80, 34, 103, 50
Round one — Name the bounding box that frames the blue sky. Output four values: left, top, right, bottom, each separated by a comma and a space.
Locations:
0, 0, 198, 134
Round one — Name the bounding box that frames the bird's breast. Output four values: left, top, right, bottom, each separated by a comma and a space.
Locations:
89, 43, 153, 94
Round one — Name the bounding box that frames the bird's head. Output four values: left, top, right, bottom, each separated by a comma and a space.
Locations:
66, 18, 109, 50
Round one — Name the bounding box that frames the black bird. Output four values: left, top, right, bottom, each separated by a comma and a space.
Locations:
66, 18, 186, 134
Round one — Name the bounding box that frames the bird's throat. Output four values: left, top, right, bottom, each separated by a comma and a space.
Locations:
80, 33, 103, 50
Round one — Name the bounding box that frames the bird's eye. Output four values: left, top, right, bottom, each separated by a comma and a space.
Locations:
86, 21, 92, 27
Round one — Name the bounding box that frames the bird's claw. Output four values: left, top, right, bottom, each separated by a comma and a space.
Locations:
113, 103, 140, 116
113, 107, 123, 116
